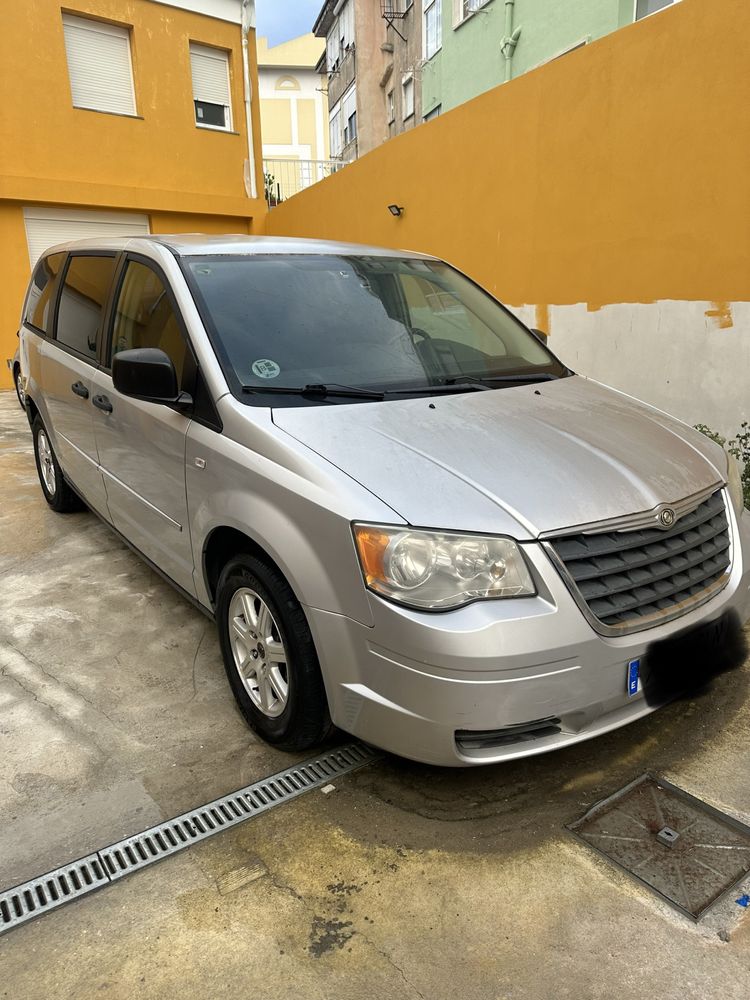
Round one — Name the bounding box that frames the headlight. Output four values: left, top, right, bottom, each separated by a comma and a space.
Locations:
352, 524, 536, 610
727, 452, 745, 512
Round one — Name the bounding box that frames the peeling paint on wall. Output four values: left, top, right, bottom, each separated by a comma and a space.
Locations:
705, 302, 734, 330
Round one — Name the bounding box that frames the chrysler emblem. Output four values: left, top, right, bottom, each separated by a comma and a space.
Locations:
659, 507, 676, 528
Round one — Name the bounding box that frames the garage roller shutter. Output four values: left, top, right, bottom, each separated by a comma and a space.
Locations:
23, 207, 150, 266
62, 14, 137, 116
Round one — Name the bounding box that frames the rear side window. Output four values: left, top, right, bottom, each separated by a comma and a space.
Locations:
110, 260, 190, 387
23, 253, 66, 333
56, 255, 117, 360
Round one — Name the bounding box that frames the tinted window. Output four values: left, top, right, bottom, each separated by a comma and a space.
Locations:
56, 255, 117, 359
111, 261, 189, 386
186, 255, 563, 394
23, 253, 66, 333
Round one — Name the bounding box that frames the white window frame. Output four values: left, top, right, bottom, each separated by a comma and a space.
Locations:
453, 0, 491, 29
634, 0, 681, 21
402, 74, 415, 120
61, 13, 137, 117
423, 0, 442, 59
387, 89, 395, 124
423, 103, 441, 122
190, 42, 233, 132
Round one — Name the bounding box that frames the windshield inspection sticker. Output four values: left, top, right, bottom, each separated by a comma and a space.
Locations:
251, 359, 281, 379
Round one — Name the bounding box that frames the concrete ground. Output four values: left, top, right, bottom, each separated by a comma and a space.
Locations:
0, 388, 749, 1000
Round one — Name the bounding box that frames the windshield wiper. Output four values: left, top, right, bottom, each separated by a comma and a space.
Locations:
242, 382, 385, 400
443, 372, 563, 387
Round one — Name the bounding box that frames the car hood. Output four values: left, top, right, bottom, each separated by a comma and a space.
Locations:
271, 376, 726, 539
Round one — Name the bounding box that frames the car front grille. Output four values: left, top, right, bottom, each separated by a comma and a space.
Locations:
547, 489, 731, 632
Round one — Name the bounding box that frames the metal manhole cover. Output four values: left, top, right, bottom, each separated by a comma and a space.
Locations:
568, 774, 750, 920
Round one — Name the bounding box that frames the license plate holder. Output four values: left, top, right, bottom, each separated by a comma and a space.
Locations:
640, 609, 746, 707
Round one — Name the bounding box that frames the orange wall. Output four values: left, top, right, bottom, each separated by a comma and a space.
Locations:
0, 0, 265, 220
265, 0, 750, 309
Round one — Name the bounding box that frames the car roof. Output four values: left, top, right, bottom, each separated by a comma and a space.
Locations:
38, 234, 436, 259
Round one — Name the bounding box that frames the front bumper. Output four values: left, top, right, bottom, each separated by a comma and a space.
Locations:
306, 506, 750, 766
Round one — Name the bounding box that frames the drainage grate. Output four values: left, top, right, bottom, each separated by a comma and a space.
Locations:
0, 742, 378, 937
568, 773, 750, 920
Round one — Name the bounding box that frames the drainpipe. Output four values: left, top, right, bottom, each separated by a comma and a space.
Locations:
241, 0, 258, 200
500, 0, 522, 82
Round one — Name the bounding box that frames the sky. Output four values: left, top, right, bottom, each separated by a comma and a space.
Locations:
255, 0, 322, 45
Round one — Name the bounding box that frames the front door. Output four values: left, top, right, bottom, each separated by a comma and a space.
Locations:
90, 256, 196, 595
40, 253, 116, 517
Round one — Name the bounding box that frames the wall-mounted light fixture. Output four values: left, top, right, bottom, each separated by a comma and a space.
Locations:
387, 204, 404, 217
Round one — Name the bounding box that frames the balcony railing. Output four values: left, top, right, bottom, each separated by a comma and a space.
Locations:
263, 158, 351, 205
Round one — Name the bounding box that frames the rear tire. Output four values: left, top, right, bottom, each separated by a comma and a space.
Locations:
13, 364, 25, 410
216, 554, 333, 752
32, 415, 84, 513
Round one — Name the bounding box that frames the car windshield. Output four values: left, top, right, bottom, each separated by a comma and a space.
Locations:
184, 254, 567, 400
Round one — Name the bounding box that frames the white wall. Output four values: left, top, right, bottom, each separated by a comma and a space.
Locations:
510, 300, 750, 439
258, 66, 327, 162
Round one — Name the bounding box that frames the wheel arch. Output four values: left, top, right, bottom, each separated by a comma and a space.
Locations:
203, 526, 293, 609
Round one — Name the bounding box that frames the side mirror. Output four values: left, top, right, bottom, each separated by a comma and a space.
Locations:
112, 348, 190, 408
530, 328, 548, 344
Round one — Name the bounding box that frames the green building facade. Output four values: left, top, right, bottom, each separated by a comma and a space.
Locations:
421, 0, 681, 117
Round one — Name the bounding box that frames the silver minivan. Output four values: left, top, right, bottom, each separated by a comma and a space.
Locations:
18, 235, 750, 766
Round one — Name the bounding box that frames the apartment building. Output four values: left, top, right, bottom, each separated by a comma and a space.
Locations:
0, 0, 265, 388
257, 33, 332, 201
421, 0, 684, 117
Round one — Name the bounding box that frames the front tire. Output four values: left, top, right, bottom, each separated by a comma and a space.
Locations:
216, 554, 333, 751
32, 416, 83, 513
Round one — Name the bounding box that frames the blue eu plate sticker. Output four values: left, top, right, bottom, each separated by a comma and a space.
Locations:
627, 659, 641, 697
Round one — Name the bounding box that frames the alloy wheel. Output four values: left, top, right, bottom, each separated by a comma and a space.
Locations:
37, 430, 56, 496
228, 587, 289, 718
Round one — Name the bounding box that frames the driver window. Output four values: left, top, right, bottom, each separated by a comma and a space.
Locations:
111, 261, 188, 386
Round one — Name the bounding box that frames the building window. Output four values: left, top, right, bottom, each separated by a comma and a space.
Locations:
423, 104, 441, 122
342, 85, 357, 147
61, 13, 137, 116
635, 0, 680, 19
275, 75, 300, 91
402, 75, 414, 120
190, 43, 232, 130
329, 102, 342, 157
455, 0, 488, 25
423, 0, 442, 59
387, 90, 395, 124
326, 0, 355, 73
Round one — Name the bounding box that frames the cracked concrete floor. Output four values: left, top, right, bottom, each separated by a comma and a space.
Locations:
1, 389, 749, 999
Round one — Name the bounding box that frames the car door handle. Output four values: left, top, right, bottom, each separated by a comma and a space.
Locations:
71, 381, 89, 399
92, 394, 113, 414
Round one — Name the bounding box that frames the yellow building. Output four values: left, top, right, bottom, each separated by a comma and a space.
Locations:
256, 34, 330, 203
0, 0, 266, 389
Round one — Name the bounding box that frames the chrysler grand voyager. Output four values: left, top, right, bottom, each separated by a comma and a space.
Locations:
17, 236, 750, 765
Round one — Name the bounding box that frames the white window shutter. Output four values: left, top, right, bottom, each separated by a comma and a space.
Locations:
62, 14, 136, 116
190, 44, 231, 109
342, 85, 356, 124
